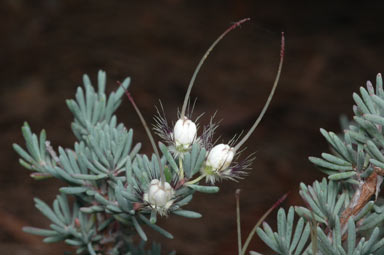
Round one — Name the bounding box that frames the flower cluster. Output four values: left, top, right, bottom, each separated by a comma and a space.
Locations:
153, 107, 256, 186
142, 27, 284, 216
14, 19, 284, 254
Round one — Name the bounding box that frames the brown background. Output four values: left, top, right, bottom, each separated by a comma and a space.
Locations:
1, 0, 384, 254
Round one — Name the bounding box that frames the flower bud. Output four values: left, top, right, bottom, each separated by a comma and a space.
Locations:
173, 117, 197, 149
206, 144, 235, 171
144, 179, 174, 208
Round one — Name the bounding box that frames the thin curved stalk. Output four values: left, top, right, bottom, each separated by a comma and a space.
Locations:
236, 189, 242, 255
184, 174, 206, 185
180, 18, 251, 119
241, 193, 288, 255
124, 90, 165, 186
234, 32, 285, 151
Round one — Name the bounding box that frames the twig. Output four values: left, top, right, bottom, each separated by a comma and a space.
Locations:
241, 192, 288, 255
340, 168, 381, 239
122, 89, 165, 186
236, 189, 242, 255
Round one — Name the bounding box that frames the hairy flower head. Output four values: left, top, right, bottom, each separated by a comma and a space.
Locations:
173, 117, 197, 150
206, 143, 235, 171
143, 179, 175, 216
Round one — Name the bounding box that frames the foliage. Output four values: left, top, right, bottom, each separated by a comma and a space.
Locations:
255, 74, 384, 255
14, 19, 284, 254
14, 71, 227, 254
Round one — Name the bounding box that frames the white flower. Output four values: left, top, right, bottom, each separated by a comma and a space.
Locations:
143, 179, 175, 215
206, 144, 235, 171
173, 117, 197, 149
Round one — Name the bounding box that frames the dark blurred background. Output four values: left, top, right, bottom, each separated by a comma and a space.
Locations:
1, 0, 384, 254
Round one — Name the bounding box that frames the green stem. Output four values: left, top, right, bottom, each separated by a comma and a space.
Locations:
185, 174, 206, 185
180, 18, 251, 119
178, 157, 184, 180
